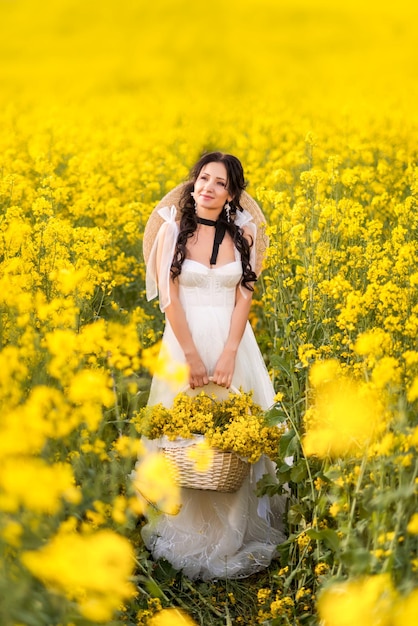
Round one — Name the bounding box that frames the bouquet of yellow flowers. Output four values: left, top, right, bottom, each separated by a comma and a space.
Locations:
136, 387, 284, 464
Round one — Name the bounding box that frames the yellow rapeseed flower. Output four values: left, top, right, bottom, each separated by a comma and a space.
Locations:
407, 376, 418, 402
0, 458, 80, 514
22, 528, 136, 622
113, 435, 144, 458
50, 265, 94, 296
308, 359, 341, 387
303, 360, 388, 458
392, 588, 418, 625
317, 574, 396, 626
354, 329, 392, 358
257, 588, 272, 603
371, 357, 401, 389
1, 519, 23, 547
142, 343, 189, 390
148, 608, 197, 625
186, 439, 214, 472
132, 452, 181, 515
67, 369, 114, 407
407, 513, 418, 535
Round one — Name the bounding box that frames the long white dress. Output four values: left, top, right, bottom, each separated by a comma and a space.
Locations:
138, 207, 287, 581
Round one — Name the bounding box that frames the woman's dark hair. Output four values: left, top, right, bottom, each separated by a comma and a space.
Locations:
171, 152, 257, 290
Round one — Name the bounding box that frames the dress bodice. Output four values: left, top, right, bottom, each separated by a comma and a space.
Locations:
179, 259, 242, 309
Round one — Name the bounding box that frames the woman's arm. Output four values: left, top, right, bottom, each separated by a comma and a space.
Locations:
211, 284, 253, 387
212, 226, 255, 387
155, 228, 208, 389
163, 281, 209, 389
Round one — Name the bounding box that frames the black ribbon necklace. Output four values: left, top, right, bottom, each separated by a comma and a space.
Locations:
196, 216, 227, 265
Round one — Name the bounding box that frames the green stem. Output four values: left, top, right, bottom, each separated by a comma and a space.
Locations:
181, 579, 224, 618
280, 400, 317, 526
336, 454, 368, 576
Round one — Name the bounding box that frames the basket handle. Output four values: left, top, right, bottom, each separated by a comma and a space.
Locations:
181, 378, 240, 396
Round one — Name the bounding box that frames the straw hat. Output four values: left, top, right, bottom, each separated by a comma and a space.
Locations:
143, 183, 269, 275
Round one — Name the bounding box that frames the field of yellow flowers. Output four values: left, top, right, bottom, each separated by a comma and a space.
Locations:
1, 0, 417, 624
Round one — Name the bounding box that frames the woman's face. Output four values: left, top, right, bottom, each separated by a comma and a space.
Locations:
193, 161, 232, 216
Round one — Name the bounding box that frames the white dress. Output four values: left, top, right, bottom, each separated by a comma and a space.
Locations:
138, 207, 287, 581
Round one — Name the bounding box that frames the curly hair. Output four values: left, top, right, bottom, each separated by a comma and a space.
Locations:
171, 151, 257, 290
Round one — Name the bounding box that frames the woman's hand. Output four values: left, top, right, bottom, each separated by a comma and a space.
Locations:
186, 351, 209, 389
212, 348, 236, 388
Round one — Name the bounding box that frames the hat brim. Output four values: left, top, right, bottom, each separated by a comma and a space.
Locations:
143, 183, 269, 275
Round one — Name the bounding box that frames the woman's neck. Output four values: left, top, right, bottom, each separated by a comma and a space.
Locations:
196, 207, 223, 222
196, 216, 217, 226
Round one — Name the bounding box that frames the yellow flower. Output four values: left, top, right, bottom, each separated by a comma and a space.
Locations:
317, 574, 396, 626
132, 452, 181, 515
392, 588, 418, 625
44, 329, 79, 379
309, 359, 341, 387
22, 528, 136, 622
298, 343, 320, 368
329, 502, 341, 517
370, 432, 396, 457
315, 562, 330, 577
371, 357, 401, 389
314, 477, 325, 490
303, 362, 388, 458
403, 350, 418, 367
297, 532, 311, 548
0, 458, 80, 514
143, 343, 189, 390
50, 265, 94, 296
407, 513, 418, 535
112, 495, 128, 525
407, 376, 418, 402
1, 519, 23, 547
148, 608, 197, 625
67, 369, 114, 407
186, 440, 214, 472
354, 329, 392, 358
257, 588, 272, 603
113, 435, 144, 458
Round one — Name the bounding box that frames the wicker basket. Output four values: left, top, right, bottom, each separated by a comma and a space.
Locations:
162, 444, 250, 492
162, 382, 249, 492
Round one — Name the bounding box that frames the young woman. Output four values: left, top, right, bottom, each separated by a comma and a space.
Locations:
139, 151, 286, 580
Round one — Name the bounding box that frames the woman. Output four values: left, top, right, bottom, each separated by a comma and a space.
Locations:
139, 151, 286, 580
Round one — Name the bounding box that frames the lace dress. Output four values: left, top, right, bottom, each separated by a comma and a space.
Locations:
137, 207, 287, 581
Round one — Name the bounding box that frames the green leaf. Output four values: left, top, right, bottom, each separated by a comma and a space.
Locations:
270, 355, 293, 375
306, 528, 340, 552
370, 484, 416, 508
290, 460, 308, 483
288, 503, 305, 525
340, 547, 372, 573
265, 403, 288, 425
279, 429, 297, 457
276, 466, 292, 485
256, 472, 281, 497
145, 579, 166, 598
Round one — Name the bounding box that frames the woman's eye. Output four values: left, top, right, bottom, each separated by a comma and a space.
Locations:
218, 181, 226, 187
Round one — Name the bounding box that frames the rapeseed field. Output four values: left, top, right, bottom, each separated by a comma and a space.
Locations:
0, 0, 417, 624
